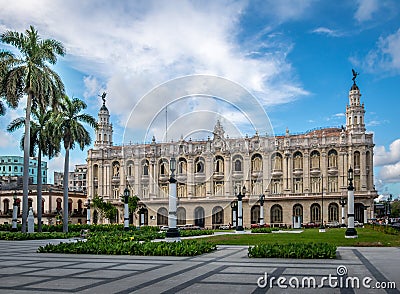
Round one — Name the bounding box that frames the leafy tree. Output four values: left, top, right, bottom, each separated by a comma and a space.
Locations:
92, 195, 118, 222
53, 95, 96, 232
391, 200, 400, 218
7, 107, 60, 231
0, 26, 65, 232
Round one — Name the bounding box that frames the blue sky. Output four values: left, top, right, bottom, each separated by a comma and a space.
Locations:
0, 0, 399, 199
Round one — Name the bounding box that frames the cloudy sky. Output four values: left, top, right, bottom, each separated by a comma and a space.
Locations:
0, 0, 399, 198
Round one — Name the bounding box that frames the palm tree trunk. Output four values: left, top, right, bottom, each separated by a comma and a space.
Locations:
37, 148, 43, 232
63, 146, 70, 233
21, 92, 33, 233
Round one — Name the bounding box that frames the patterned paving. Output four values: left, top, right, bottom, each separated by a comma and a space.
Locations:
0, 239, 399, 293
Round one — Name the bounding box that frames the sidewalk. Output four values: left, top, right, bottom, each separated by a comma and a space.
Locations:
0, 239, 398, 293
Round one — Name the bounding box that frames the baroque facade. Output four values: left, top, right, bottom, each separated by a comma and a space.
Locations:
87, 81, 377, 228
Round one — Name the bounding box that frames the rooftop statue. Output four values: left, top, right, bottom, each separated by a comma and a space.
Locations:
352, 69, 359, 84
99, 92, 107, 105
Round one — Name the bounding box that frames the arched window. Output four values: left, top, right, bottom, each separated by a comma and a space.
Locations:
293, 204, 303, 217
177, 207, 186, 226
159, 159, 168, 176
293, 151, 303, 170
157, 207, 168, 226
251, 205, 260, 224
271, 153, 282, 171
354, 151, 360, 169
214, 156, 224, 173
77, 200, 83, 212
68, 199, 73, 215
178, 158, 187, 175
251, 154, 262, 172
56, 198, 62, 212
212, 206, 224, 228
270, 204, 283, 223
310, 150, 320, 169
195, 157, 204, 173
328, 149, 338, 168
232, 155, 243, 172
328, 203, 339, 222
126, 161, 134, 177
142, 160, 149, 176
28, 198, 33, 209
310, 203, 321, 223
3, 199, 10, 214
194, 206, 205, 228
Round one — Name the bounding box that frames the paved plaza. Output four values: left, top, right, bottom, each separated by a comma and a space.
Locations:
0, 238, 399, 293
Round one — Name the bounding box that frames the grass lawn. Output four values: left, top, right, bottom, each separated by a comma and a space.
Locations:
205, 227, 400, 247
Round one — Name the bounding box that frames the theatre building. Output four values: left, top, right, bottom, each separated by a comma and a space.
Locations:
86, 80, 377, 228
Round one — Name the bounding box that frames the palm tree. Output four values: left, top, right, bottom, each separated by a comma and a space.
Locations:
54, 95, 96, 232
7, 107, 60, 232
0, 26, 65, 232
0, 51, 17, 116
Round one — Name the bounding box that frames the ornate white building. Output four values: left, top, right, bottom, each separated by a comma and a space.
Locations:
87, 81, 377, 228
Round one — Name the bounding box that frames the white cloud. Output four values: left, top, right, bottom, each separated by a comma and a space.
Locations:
374, 139, 400, 166
0, 0, 308, 140
362, 29, 400, 74
311, 27, 342, 37
354, 0, 379, 22
379, 161, 400, 183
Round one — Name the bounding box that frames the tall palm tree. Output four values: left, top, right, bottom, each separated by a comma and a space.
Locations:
54, 95, 96, 232
0, 51, 17, 116
0, 26, 65, 232
7, 107, 60, 232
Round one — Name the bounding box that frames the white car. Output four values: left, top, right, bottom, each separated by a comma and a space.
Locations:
354, 221, 363, 227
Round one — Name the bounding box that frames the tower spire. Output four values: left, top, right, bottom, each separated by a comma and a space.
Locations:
346, 70, 365, 134
94, 92, 113, 148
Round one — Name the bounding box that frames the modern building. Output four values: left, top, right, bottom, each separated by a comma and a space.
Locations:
86, 79, 377, 228
54, 164, 88, 193
0, 156, 47, 185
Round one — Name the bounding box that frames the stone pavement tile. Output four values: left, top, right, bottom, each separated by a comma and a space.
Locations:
28, 277, 103, 291
65, 262, 118, 269
221, 266, 277, 274
176, 283, 257, 294
0, 267, 42, 275
202, 273, 260, 284
109, 263, 160, 271
22, 268, 87, 277
0, 260, 38, 266
284, 268, 338, 276
74, 269, 138, 278
0, 275, 49, 287
22, 261, 79, 268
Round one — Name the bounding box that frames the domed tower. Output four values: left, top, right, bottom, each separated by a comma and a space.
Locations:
94, 92, 113, 148
346, 70, 366, 134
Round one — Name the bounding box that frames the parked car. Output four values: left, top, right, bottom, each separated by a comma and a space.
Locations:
326, 221, 340, 228
219, 224, 231, 230
354, 221, 363, 227
390, 222, 400, 231
159, 226, 169, 232
304, 222, 319, 228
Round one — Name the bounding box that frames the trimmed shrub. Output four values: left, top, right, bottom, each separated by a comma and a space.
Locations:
248, 242, 336, 259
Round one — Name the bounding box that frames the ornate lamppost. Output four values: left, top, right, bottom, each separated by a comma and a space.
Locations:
339, 197, 347, 227
166, 156, 180, 240
86, 198, 91, 225
319, 175, 325, 232
236, 186, 246, 232
230, 200, 237, 229
259, 194, 265, 226
11, 192, 18, 232
345, 167, 358, 238
123, 187, 130, 230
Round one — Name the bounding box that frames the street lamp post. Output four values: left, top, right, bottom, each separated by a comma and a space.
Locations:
123, 187, 130, 230
345, 167, 358, 238
319, 175, 325, 232
86, 199, 91, 225
12, 192, 18, 232
166, 156, 180, 240
259, 194, 265, 226
339, 197, 347, 227
236, 186, 246, 232
230, 201, 237, 228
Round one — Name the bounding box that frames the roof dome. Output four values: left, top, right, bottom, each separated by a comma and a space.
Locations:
350, 83, 359, 91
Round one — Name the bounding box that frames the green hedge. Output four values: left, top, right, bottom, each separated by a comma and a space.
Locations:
0, 231, 80, 240
248, 242, 336, 259
365, 224, 399, 235
37, 239, 217, 256
179, 230, 214, 237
